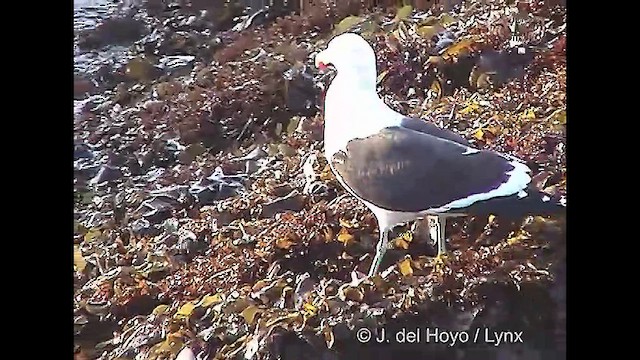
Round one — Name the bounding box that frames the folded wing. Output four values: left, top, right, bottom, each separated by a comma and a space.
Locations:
330, 126, 532, 213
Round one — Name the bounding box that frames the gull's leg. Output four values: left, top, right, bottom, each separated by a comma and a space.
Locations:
368, 227, 390, 277
428, 215, 448, 266
436, 216, 447, 257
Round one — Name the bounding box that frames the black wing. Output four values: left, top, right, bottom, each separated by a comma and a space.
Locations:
331, 126, 525, 213
400, 117, 471, 147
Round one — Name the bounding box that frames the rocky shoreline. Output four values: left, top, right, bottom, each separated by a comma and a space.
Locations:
74, 1, 566, 359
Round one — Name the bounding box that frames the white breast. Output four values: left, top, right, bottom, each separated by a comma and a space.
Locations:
322, 76, 403, 159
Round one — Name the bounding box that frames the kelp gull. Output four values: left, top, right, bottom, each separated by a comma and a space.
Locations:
315, 33, 565, 277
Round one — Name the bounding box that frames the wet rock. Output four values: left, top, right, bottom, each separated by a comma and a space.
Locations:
77, 16, 147, 50
82, 94, 111, 113
137, 190, 189, 221
74, 78, 97, 99
171, 229, 207, 263
284, 64, 320, 117
154, 80, 183, 99
90, 165, 123, 184
270, 184, 293, 198
85, 300, 111, 317
141, 139, 178, 169
125, 56, 164, 82
166, 139, 186, 153
111, 293, 160, 318
143, 168, 165, 182
189, 167, 246, 205
74, 316, 119, 349
260, 190, 307, 218
143, 208, 173, 224
233, 8, 276, 32
143, 100, 165, 114
188, 185, 216, 205
159, 55, 196, 77
125, 154, 143, 176
137, 197, 175, 217
105, 151, 127, 167
434, 34, 455, 53
472, 48, 535, 89
143, 0, 166, 16
74, 314, 89, 336
230, 146, 268, 174
130, 218, 154, 236
84, 212, 107, 229
163, 218, 179, 234
177, 143, 206, 165
74, 143, 95, 160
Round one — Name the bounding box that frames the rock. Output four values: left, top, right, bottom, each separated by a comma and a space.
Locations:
155, 81, 183, 99
260, 190, 307, 218
74, 78, 96, 99
143, 100, 165, 114
90, 165, 123, 184
74, 143, 94, 160
137, 195, 182, 221
77, 16, 147, 50
189, 167, 246, 205
177, 143, 206, 165
474, 48, 534, 88
232, 146, 268, 174
130, 218, 154, 236
143, 208, 173, 224
159, 55, 196, 77
125, 57, 164, 82
283, 65, 319, 116
73, 159, 101, 182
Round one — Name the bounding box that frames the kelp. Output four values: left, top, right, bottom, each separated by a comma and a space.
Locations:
74, 1, 566, 359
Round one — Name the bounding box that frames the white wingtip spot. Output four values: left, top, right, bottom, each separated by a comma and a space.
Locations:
462, 148, 481, 155
542, 195, 551, 202
427, 158, 532, 212
501, 160, 532, 201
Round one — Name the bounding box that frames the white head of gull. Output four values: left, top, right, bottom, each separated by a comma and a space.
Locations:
315, 33, 403, 159
315, 33, 564, 277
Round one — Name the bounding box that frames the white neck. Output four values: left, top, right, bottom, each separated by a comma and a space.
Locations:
323, 73, 402, 158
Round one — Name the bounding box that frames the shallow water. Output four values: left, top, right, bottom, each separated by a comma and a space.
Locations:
74, 0, 141, 117
73, 0, 140, 77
